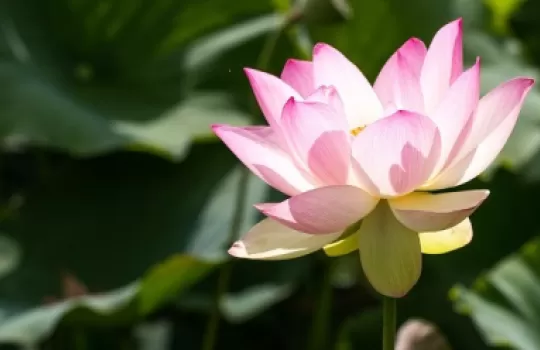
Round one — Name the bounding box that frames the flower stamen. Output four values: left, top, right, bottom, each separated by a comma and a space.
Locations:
350, 126, 365, 136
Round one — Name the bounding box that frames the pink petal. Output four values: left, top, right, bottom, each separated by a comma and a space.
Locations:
312, 43, 383, 127
212, 124, 314, 196
389, 190, 489, 232
305, 85, 348, 119
351, 110, 441, 197
450, 78, 534, 166
229, 218, 342, 260
421, 19, 463, 114
256, 185, 379, 234
423, 78, 535, 190
281, 98, 350, 185
244, 68, 301, 130
280, 59, 314, 98
374, 38, 426, 113
429, 59, 480, 175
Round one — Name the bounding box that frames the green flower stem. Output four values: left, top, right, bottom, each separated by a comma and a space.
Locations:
201, 11, 301, 350
201, 170, 248, 350
382, 296, 397, 350
308, 260, 334, 350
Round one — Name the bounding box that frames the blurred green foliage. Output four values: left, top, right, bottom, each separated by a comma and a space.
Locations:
0, 0, 538, 349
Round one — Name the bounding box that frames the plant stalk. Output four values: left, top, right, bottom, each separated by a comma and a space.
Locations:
382, 296, 397, 350
200, 10, 299, 350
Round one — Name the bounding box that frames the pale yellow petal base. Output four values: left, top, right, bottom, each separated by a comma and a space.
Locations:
323, 221, 361, 257
419, 218, 473, 254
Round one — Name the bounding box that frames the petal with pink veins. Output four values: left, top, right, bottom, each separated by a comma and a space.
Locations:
281, 98, 350, 185
374, 38, 426, 113
229, 218, 342, 260
212, 124, 314, 196
448, 78, 535, 167
422, 78, 535, 190
389, 190, 489, 232
429, 59, 480, 175
421, 19, 463, 113
244, 68, 301, 131
312, 43, 383, 127
419, 218, 473, 254
281, 59, 314, 98
352, 110, 441, 197
256, 185, 379, 234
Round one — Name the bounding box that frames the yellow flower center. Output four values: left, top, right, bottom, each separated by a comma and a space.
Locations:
350, 126, 365, 136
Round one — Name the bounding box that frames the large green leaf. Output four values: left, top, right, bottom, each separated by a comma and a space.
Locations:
0, 0, 278, 159
0, 62, 250, 159
177, 257, 314, 323
0, 254, 214, 346
452, 237, 540, 350
0, 143, 268, 344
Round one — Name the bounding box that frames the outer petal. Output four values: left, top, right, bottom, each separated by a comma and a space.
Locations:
281, 98, 350, 185
374, 38, 426, 113
312, 43, 383, 127
420, 218, 473, 254
256, 185, 379, 234
423, 78, 534, 190
244, 68, 301, 130
359, 202, 422, 298
429, 60, 480, 175
389, 190, 489, 232
229, 218, 342, 260
323, 221, 362, 257
352, 110, 441, 197
281, 59, 314, 98
212, 124, 314, 196
323, 231, 358, 257
421, 19, 463, 113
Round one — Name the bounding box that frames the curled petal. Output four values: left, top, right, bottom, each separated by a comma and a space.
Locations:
244, 68, 301, 131
421, 18, 463, 113
281, 98, 350, 185
313, 43, 383, 127
212, 124, 314, 196
281, 59, 314, 98
257, 185, 378, 234
420, 218, 473, 254
229, 218, 342, 260
374, 38, 426, 113
359, 202, 422, 298
352, 110, 441, 197
389, 190, 489, 232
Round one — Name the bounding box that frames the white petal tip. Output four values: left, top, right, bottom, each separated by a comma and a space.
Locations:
228, 241, 247, 258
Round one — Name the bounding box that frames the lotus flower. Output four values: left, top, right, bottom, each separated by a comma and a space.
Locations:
212, 19, 534, 297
